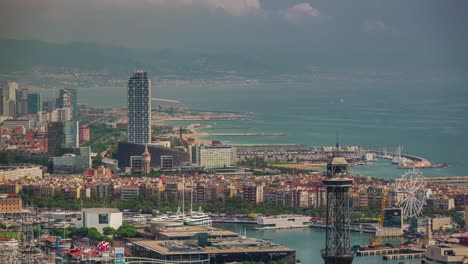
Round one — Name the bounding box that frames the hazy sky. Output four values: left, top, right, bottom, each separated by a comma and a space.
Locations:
1, 0, 468, 68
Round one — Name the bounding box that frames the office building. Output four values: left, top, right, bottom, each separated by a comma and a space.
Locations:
47, 121, 79, 156
379, 208, 403, 237
27, 93, 42, 114
192, 144, 235, 169
117, 142, 189, 168
161, 156, 174, 171
16, 88, 28, 115
56, 89, 77, 120
53, 146, 91, 174
82, 208, 122, 233
127, 71, 151, 143
5, 82, 17, 101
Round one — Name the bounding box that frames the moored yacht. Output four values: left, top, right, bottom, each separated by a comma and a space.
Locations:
184, 206, 212, 226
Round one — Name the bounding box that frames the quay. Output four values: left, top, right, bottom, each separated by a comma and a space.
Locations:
209, 133, 287, 136
232, 143, 302, 147
382, 252, 425, 260
202, 126, 252, 129
356, 248, 400, 256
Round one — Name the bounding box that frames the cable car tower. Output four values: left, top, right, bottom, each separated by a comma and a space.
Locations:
321, 144, 354, 264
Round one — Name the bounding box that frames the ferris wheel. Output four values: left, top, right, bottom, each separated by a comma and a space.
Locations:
396, 169, 427, 219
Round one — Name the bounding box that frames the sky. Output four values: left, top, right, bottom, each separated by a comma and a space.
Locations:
1, 0, 468, 69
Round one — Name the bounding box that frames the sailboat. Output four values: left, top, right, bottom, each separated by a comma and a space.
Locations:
150, 176, 186, 226
183, 187, 212, 226
392, 145, 402, 164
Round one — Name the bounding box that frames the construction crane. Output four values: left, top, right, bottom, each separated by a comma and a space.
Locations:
372, 187, 388, 247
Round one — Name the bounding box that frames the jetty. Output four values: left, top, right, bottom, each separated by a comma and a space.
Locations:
232, 143, 302, 147
382, 252, 425, 260
209, 133, 287, 137
356, 248, 400, 256
357, 248, 426, 260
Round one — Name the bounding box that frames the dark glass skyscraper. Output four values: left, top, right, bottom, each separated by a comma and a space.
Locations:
127, 71, 151, 143
27, 93, 42, 114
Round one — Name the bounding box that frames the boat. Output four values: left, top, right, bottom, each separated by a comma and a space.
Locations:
392, 146, 402, 164
184, 206, 212, 226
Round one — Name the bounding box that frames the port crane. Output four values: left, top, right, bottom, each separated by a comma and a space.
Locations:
372, 187, 388, 247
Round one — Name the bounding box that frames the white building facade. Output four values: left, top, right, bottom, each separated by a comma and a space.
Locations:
194, 145, 234, 169
82, 208, 123, 233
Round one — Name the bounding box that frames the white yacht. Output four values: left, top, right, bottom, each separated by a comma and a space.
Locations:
184, 207, 212, 226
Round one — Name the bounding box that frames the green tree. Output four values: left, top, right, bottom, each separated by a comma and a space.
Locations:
86, 228, 102, 241
116, 223, 137, 238
103, 227, 116, 236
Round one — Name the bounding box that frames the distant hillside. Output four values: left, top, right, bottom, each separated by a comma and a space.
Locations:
0, 39, 271, 77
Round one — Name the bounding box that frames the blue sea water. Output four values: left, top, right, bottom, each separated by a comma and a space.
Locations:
79, 75, 468, 179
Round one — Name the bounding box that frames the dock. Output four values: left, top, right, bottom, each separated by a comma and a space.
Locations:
203, 126, 252, 130
357, 248, 426, 260
382, 252, 425, 260
232, 144, 302, 147
209, 133, 287, 136
356, 248, 400, 256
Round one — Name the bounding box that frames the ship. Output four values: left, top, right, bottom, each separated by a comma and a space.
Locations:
184, 207, 212, 226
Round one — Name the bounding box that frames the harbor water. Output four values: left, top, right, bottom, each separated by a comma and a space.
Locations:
216, 223, 419, 264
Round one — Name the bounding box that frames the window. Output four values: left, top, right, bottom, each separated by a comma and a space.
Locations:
99, 214, 109, 224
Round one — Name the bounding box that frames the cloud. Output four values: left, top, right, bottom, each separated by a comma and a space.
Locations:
362, 20, 398, 34
95, 0, 262, 16
204, 0, 261, 16
0, 0, 261, 16
281, 2, 320, 23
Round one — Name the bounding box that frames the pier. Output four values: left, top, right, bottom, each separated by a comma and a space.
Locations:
382, 252, 425, 260
203, 126, 252, 129
232, 143, 302, 147
209, 133, 287, 136
357, 248, 426, 260
356, 248, 400, 256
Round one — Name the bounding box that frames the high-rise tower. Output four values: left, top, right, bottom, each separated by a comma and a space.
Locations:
56, 88, 77, 120
127, 71, 151, 143
321, 151, 354, 264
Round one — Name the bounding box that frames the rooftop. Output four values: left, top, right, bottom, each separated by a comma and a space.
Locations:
133, 238, 295, 255
330, 157, 348, 165
158, 226, 238, 239
82, 208, 121, 214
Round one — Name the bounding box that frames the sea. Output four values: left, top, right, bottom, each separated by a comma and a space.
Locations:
78, 75, 468, 179
77, 74, 468, 263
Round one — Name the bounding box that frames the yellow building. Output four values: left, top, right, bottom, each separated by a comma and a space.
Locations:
0, 193, 22, 213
